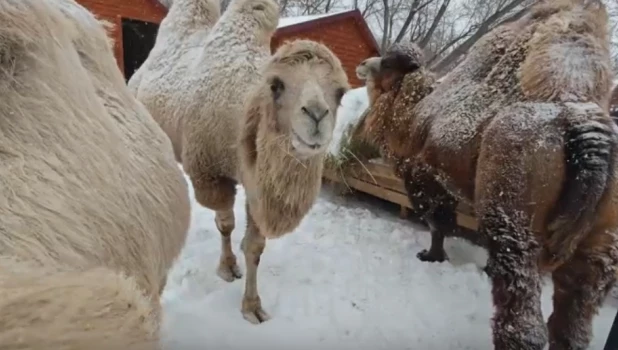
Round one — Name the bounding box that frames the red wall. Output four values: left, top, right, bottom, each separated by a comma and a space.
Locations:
76, 0, 166, 71
272, 17, 379, 88
76, 0, 378, 88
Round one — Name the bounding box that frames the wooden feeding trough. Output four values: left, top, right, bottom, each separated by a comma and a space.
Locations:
323, 157, 478, 231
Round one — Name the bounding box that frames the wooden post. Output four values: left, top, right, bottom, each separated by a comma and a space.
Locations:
399, 206, 408, 219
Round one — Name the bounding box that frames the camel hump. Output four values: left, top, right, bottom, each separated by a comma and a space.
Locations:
544, 102, 616, 265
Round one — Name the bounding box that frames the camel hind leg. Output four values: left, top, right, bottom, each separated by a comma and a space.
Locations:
479, 206, 547, 350
547, 224, 618, 350
474, 106, 562, 350
215, 208, 242, 281
190, 174, 242, 282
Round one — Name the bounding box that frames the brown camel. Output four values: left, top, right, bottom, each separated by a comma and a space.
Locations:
358, 0, 618, 349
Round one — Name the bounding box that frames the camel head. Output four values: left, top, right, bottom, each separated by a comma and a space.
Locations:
354, 42, 434, 157
378, 42, 424, 92
356, 57, 381, 81
355, 42, 425, 109
229, 0, 279, 37
258, 40, 350, 160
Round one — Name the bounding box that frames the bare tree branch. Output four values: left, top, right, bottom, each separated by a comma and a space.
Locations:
381, 0, 391, 51
418, 0, 451, 48
431, 0, 527, 74
426, 24, 476, 64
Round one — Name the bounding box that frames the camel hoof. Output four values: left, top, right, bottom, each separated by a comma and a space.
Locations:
416, 249, 448, 263
242, 307, 271, 324
217, 262, 242, 282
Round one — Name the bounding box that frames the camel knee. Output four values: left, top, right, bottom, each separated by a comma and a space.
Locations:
241, 214, 265, 261
215, 210, 235, 236
192, 176, 236, 212
241, 233, 265, 259
481, 207, 547, 350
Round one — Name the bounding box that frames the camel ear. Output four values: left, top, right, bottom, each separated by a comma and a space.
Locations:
269, 76, 285, 101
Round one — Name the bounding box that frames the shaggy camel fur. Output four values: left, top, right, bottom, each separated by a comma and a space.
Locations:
359, 1, 618, 349
238, 40, 349, 323
356, 44, 425, 106
356, 44, 488, 254
144, 0, 280, 321
0, 0, 190, 348
128, 0, 221, 161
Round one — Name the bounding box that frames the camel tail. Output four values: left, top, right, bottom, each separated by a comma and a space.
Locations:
545, 110, 616, 266
0, 260, 161, 350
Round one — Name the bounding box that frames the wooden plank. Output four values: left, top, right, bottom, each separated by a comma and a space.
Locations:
341, 176, 413, 209
456, 202, 475, 216
456, 212, 478, 231
328, 160, 407, 195
324, 161, 480, 231
350, 169, 407, 194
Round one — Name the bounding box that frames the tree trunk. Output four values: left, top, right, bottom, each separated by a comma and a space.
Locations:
381, 0, 391, 52
419, 0, 450, 48
431, 0, 526, 74
392, 0, 423, 44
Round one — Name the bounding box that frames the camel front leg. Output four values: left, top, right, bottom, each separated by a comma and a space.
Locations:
240, 203, 269, 324
417, 207, 451, 262
402, 163, 456, 263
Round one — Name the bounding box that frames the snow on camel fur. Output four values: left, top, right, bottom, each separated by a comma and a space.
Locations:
0, 0, 190, 348
128, 0, 221, 94
359, 0, 618, 349
145, 0, 279, 319
128, 0, 221, 162
155, 0, 349, 323
237, 39, 349, 324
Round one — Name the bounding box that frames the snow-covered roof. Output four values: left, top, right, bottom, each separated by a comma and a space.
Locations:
155, 0, 348, 25
277, 10, 350, 29
158, 0, 172, 8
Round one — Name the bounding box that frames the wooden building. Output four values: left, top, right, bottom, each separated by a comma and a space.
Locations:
75, 0, 380, 87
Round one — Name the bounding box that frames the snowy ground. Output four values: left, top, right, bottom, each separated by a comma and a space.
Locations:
161, 173, 617, 350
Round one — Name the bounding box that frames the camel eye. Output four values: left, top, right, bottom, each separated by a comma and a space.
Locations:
253, 4, 265, 10
269, 76, 285, 100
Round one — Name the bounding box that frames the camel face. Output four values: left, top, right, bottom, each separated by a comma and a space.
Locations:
378, 43, 423, 92
380, 46, 421, 75
356, 57, 380, 80
268, 64, 346, 159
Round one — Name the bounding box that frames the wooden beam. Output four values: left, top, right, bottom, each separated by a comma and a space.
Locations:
324, 163, 479, 231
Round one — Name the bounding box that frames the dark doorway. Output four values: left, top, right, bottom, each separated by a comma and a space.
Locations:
121, 18, 159, 82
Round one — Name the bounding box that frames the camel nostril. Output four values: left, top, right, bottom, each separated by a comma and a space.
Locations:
302, 106, 329, 124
